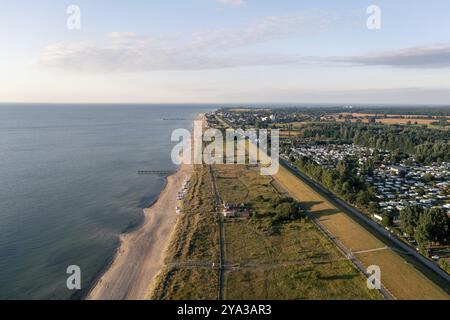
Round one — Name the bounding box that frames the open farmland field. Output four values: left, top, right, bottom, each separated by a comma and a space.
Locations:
276, 122, 313, 137
335, 113, 450, 127
340, 112, 450, 119
336, 118, 437, 125
376, 118, 436, 125
273, 165, 449, 300
278, 121, 311, 128
214, 164, 381, 300
279, 130, 302, 137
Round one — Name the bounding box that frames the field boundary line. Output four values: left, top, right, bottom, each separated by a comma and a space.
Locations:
352, 246, 389, 255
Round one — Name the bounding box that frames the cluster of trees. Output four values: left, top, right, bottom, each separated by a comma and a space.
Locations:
244, 106, 450, 117
293, 155, 375, 206
400, 206, 450, 247
270, 197, 305, 226
430, 119, 450, 127
296, 123, 449, 164
342, 106, 450, 117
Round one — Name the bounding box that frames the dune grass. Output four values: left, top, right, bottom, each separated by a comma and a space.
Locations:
150, 165, 219, 299
152, 266, 218, 300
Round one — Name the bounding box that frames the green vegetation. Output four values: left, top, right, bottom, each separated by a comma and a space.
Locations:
152, 267, 218, 300
293, 155, 375, 207
226, 261, 378, 300
381, 211, 394, 228
293, 122, 449, 164
400, 206, 450, 248
439, 259, 450, 274
430, 119, 450, 127
215, 164, 381, 300
273, 164, 450, 299
151, 165, 219, 300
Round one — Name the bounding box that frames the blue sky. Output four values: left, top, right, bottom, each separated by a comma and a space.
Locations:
1, 0, 450, 104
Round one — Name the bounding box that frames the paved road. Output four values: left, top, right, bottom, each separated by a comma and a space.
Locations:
280, 157, 450, 291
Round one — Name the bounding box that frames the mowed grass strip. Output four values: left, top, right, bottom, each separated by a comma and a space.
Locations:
355, 250, 448, 300
273, 165, 449, 300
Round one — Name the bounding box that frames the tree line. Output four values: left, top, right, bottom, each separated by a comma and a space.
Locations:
293, 155, 375, 207
400, 206, 449, 248
295, 122, 449, 164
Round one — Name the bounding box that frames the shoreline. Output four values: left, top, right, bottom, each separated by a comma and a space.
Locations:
81, 175, 169, 300
86, 113, 203, 300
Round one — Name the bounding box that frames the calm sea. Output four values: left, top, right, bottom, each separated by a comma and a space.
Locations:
0, 104, 214, 299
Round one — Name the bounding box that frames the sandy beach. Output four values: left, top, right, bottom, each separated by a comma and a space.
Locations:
87, 113, 204, 300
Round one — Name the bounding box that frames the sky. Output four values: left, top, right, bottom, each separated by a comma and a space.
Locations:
1, 0, 450, 104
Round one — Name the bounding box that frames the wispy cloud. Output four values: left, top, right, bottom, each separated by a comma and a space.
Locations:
35, 34, 298, 73
189, 10, 334, 50
35, 4, 450, 74
35, 10, 336, 73
335, 44, 450, 68
211, 0, 247, 6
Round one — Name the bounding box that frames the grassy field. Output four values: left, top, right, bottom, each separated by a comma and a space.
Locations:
150, 165, 219, 300
217, 113, 449, 299
337, 118, 437, 125
151, 267, 218, 300
277, 121, 311, 128
273, 165, 449, 300
215, 165, 280, 217
336, 118, 437, 125
376, 118, 436, 125
152, 115, 448, 300
225, 261, 376, 300
275, 122, 311, 135
335, 113, 449, 128
279, 130, 302, 137
340, 112, 450, 119
215, 164, 381, 300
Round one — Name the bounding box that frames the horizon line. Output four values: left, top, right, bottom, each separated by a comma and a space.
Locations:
1, 102, 450, 108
